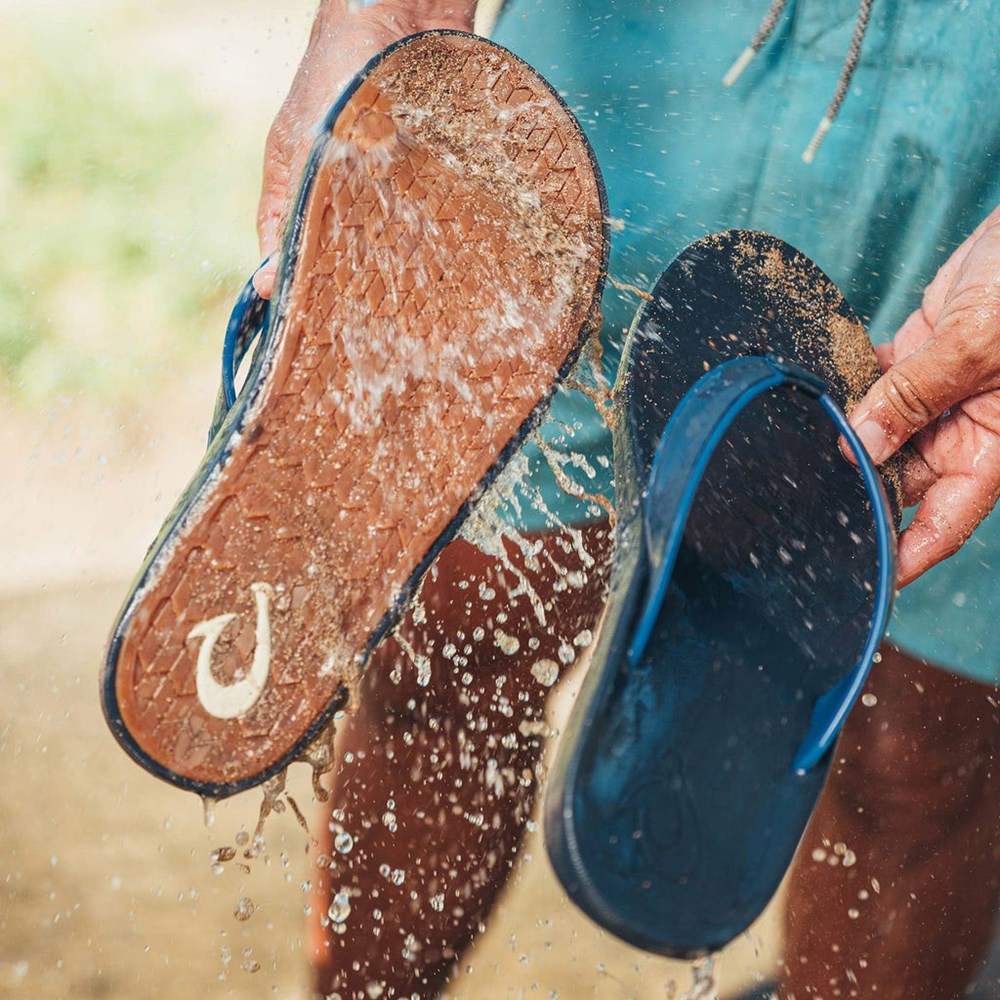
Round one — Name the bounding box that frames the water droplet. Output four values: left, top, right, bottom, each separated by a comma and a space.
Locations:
334, 831, 354, 855
328, 890, 351, 924
494, 629, 520, 655
201, 796, 217, 829
861, 693, 878, 707
519, 719, 549, 737
402, 933, 422, 961
415, 656, 431, 687
233, 897, 255, 922
390, 868, 405, 886
382, 811, 398, 833
430, 893, 445, 912
848, 908, 860, 920
211, 847, 236, 866
531, 659, 559, 686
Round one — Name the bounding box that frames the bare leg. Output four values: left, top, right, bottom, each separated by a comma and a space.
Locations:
781, 644, 1000, 999
310, 523, 610, 999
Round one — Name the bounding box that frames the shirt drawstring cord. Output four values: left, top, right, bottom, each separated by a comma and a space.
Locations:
723, 0, 875, 163
722, 0, 791, 88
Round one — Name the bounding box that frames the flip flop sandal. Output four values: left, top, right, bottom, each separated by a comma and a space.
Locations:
102, 30, 608, 798
544, 230, 902, 957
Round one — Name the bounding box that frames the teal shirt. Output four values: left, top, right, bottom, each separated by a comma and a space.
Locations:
492, 0, 1000, 684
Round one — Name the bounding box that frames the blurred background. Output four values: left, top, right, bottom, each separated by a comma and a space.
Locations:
0, 1, 925, 997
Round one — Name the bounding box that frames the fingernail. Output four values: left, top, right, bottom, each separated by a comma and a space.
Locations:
838, 434, 858, 465
252, 267, 276, 300
854, 419, 891, 464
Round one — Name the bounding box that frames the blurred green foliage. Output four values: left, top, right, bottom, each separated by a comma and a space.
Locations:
0, 13, 260, 403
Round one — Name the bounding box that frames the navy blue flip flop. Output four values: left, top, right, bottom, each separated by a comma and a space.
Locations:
102, 30, 608, 798
544, 230, 902, 957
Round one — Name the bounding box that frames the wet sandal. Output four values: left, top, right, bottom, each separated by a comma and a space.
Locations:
102, 30, 608, 798
544, 231, 902, 957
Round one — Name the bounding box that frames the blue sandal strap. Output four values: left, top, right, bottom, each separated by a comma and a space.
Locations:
207, 266, 271, 442
632, 354, 896, 774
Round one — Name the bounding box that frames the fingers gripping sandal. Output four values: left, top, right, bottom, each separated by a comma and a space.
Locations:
544, 231, 903, 957
102, 31, 608, 798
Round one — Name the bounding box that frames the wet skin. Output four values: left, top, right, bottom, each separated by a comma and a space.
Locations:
781, 644, 1000, 1000
310, 523, 611, 998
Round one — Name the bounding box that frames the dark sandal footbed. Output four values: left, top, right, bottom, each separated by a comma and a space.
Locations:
543, 230, 902, 957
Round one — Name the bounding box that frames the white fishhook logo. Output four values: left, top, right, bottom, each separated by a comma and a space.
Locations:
188, 582, 274, 720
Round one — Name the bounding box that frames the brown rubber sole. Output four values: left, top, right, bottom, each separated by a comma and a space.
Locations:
102, 32, 607, 796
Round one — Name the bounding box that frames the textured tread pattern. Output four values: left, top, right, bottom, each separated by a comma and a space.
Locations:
107, 33, 605, 790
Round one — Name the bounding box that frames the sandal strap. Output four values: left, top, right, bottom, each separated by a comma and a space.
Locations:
635, 354, 896, 773
207, 267, 270, 443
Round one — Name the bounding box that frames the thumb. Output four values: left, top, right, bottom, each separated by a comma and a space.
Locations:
848, 333, 969, 464
254, 119, 295, 300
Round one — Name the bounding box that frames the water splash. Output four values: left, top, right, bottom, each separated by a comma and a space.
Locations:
679, 957, 717, 1000
458, 449, 552, 627
328, 889, 352, 925
393, 629, 431, 687
201, 795, 217, 829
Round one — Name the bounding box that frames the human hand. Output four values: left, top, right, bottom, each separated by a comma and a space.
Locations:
254, 0, 475, 298
845, 205, 1000, 587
